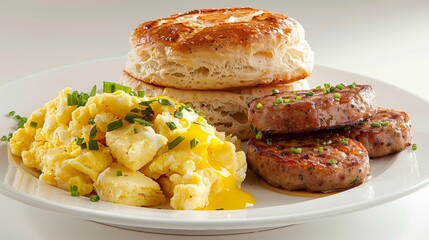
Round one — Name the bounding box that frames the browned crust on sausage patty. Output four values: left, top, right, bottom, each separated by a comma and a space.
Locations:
246, 134, 370, 192
340, 108, 412, 158
248, 85, 378, 134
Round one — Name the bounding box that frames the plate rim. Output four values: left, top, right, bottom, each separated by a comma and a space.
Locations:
1, 57, 428, 232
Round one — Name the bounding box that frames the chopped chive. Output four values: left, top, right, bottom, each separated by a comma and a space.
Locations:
371, 122, 381, 128
137, 90, 145, 98
139, 100, 156, 106
338, 137, 350, 145
256, 103, 263, 109
194, 110, 205, 117
89, 126, 97, 140
284, 98, 291, 103
90, 85, 97, 97
274, 96, 283, 106
124, 113, 140, 123
107, 119, 123, 132
129, 91, 137, 96
317, 146, 324, 153
1, 133, 12, 142
102, 82, 132, 93
71, 191, 80, 197
305, 91, 314, 96
116, 170, 123, 176
192, 121, 207, 127
168, 136, 185, 149
255, 131, 263, 140
112, 83, 131, 93
80, 142, 87, 150
266, 138, 272, 145
324, 83, 331, 90
174, 110, 183, 119
349, 82, 357, 89
330, 86, 336, 92
17, 117, 27, 128
166, 121, 177, 130
291, 90, 299, 94
134, 128, 138, 134
75, 137, 85, 145
103, 81, 114, 93
412, 143, 417, 151
158, 98, 176, 108
90, 194, 100, 202
291, 147, 302, 154
334, 93, 341, 98
77, 94, 89, 107
133, 118, 153, 126
329, 159, 337, 165
272, 89, 280, 94
88, 117, 95, 125
178, 106, 189, 113
88, 140, 99, 150
70, 185, 78, 192
359, 121, 366, 125
381, 121, 389, 126
30, 121, 38, 128
141, 106, 154, 116
336, 84, 344, 90
8, 111, 15, 116
67, 93, 78, 106
190, 138, 199, 149
315, 86, 322, 90
295, 96, 302, 101
130, 108, 141, 113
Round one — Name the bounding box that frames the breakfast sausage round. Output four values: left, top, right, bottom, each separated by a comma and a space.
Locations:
340, 108, 412, 158
248, 84, 378, 134
246, 134, 370, 192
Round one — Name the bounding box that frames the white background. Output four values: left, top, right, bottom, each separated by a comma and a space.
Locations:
1, 0, 429, 239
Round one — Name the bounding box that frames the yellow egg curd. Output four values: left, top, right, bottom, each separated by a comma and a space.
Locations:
9, 83, 255, 210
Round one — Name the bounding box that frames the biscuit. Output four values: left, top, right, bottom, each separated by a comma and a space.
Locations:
125, 7, 314, 90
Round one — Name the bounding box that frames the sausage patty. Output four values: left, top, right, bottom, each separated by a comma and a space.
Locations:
340, 108, 412, 158
248, 84, 378, 134
246, 134, 370, 192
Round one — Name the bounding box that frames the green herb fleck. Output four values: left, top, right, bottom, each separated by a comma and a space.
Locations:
88, 140, 99, 150
30, 121, 38, 128
190, 138, 199, 149
255, 131, 263, 140
291, 147, 303, 154
158, 98, 176, 108
88, 117, 95, 125
107, 119, 123, 132
166, 121, 177, 130
90, 194, 100, 202
168, 136, 185, 149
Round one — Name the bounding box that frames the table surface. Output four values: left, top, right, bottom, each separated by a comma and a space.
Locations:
1, 1, 429, 239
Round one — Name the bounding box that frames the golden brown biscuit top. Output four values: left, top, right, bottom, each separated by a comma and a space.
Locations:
131, 7, 297, 52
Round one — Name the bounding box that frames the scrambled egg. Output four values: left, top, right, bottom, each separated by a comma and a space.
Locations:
9, 85, 255, 210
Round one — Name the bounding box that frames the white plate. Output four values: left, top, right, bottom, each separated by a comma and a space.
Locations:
1, 57, 428, 235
